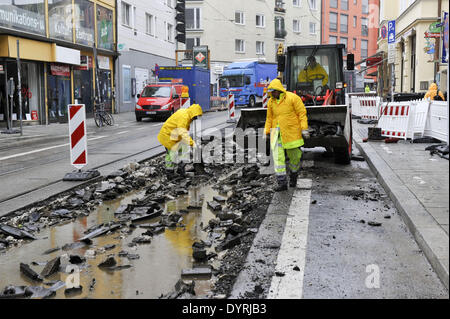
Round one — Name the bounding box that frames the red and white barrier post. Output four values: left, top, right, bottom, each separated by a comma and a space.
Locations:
63, 104, 100, 181
262, 88, 268, 109
227, 93, 236, 123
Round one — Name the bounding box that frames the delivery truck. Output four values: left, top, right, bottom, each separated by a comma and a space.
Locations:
219, 61, 277, 107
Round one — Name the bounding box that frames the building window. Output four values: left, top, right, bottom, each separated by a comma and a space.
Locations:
353, 38, 357, 49
340, 14, 348, 33
146, 14, 154, 36
309, 0, 317, 10
309, 22, 316, 34
330, 0, 338, 8
256, 14, 265, 27
293, 19, 301, 33
329, 35, 338, 44
235, 11, 245, 25
275, 16, 286, 38
122, 65, 131, 102
361, 17, 368, 36
256, 41, 265, 55
362, 0, 369, 14
186, 37, 201, 50
340, 37, 348, 55
330, 12, 338, 32
235, 39, 245, 53
293, 0, 301, 7
186, 8, 201, 30
361, 39, 368, 59
341, 0, 348, 10
166, 22, 173, 42
353, 16, 357, 28
121, 1, 131, 27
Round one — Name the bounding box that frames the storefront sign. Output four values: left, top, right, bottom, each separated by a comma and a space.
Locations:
48, 0, 73, 41
97, 56, 110, 70
75, 56, 93, 70
50, 64, 70, 77
54, 46, 80, 65
74, 0, 94, 46
31, 111, 38, 121
0, 3, 46, 35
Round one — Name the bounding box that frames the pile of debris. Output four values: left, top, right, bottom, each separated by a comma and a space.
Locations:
308, 121, 344, 137
426, 143, 449, 160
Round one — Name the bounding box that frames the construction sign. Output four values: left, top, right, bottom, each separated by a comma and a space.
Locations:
193, 46, 209, 69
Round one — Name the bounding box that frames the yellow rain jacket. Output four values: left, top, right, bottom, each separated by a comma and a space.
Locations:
298, 63, 329, 86
424, 83, 445, 101
264, 79, 308, 149
157, 104, 203, 150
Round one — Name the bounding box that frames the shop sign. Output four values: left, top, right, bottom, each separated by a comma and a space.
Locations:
31, 111, 38, 121
443, 12, 449, 64
97, 56, 110, 70
0, 4, 46, 35
50, 64, 71, 77
75, 56, 93, 71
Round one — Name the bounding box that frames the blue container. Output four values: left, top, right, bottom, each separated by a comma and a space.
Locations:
158, 66, 211, 111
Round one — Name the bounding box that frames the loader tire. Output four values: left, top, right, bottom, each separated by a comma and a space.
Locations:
334, 147, 351, 165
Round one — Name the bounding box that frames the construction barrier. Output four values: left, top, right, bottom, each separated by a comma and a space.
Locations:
424, 101, 448, 142
181, 97, 190, 109
262, 89, 268, 109
348, 93, 377, 117
68, 104, 88, 169
227, 93, 236, 122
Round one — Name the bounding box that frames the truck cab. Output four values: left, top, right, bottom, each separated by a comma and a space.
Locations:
135, 84, 183, 122
219, 61, 277, 107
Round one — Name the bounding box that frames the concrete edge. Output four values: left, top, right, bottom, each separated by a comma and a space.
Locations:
353, 130, 449, 291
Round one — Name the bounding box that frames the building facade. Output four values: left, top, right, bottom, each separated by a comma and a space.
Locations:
183, 0, 322, 95
0, 0, 117, 125
321, 0, 379, 86
115, 0, 177, 113
377, 0, 448, 96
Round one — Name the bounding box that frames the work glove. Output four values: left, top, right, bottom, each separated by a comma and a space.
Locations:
302, 130, 310, 140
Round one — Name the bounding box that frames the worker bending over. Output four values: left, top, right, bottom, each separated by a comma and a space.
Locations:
157, 104, 203, 179
264, 79, 309, 192
424, 83, 445, 101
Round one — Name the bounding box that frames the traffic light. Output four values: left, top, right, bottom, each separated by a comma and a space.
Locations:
175, 0, 186, 44
277, 43, 284, 56
346, 53, 355, 71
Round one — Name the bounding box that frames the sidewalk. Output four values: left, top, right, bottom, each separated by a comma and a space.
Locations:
353, 119, 449, 290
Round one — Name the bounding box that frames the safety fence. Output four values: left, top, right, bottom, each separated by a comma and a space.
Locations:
350, 94, 448, 143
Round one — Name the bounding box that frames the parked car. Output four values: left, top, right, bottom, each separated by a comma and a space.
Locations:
135, 84, 183, 121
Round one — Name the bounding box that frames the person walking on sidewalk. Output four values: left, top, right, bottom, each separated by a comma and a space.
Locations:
264, 79, 309, 192
157, 104, 203, 180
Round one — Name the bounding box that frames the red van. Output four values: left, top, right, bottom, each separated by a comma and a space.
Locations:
135, 84, 183, 122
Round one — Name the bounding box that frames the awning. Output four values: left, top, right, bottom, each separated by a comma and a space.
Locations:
355, 52, 384, 67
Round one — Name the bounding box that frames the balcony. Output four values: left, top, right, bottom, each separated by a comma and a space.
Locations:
275, 29, 287, 39
275, 0, 286, 13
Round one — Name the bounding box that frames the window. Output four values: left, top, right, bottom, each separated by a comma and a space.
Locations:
235, 11, 245, 25
186, 8, 201, 30
330, 0, 338, 8
353, 38, 357, 49
353, 16, 357, 28
361, 17, 368, 36
329, 13, 338, 32
362, 0, 369, 14
146, 14, 154, 35
340, 14, 348, 33
121, 2, 131, 26
309, 22, 316, 34
341, 0, 348, 10
309, 0, 317, 10
235, 39, 245, 53
275, 17, 286, 38
122, 65, 131, 102
361, 39, 368, 59
166, 23, 173, 42
340, 37, 348, 55
256, 41, 265, 55
293, 19, 301, 33
329, 35, 338, 44
293, 0, 301, 7
186, 37, 201, 50
256, 14, 265, 27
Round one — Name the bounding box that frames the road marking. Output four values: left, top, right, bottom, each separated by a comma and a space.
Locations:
268, 174, 313, 299
0, 136, 106, 161
115, 131, 130, 135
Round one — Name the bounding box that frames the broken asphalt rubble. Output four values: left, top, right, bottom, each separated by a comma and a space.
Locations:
1, 153, 276, 299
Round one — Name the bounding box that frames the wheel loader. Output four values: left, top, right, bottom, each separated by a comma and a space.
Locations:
235, 44, 353, 165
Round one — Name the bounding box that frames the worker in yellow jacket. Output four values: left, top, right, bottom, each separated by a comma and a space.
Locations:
424, 83, 445, 101
157, 104, 203, 179
298, 56, 329, 87
264, 79, 309, 191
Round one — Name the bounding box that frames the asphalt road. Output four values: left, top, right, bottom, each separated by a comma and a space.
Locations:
0, 110, 234, 215
231, 149, 448, 298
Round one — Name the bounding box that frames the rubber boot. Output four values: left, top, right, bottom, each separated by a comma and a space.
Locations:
289, 172, 299, 188
274, 175, 288, 192
176, 163, 186, 178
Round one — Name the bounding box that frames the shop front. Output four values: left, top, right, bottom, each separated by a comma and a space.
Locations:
74, 55, 94, 116
47, 63, 71, 123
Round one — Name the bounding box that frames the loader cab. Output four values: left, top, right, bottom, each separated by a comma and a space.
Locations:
285, 44, 346, 106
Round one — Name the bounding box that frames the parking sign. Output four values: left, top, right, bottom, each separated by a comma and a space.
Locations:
388, 20, 396, 44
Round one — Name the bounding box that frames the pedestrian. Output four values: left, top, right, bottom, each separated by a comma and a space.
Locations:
264, 79, 309, 192
365, 84, 371, 93
157, 103, 203, 180
424, 83, 445, 101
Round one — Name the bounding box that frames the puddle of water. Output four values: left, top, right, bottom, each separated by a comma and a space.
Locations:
0, 183, 228, 299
